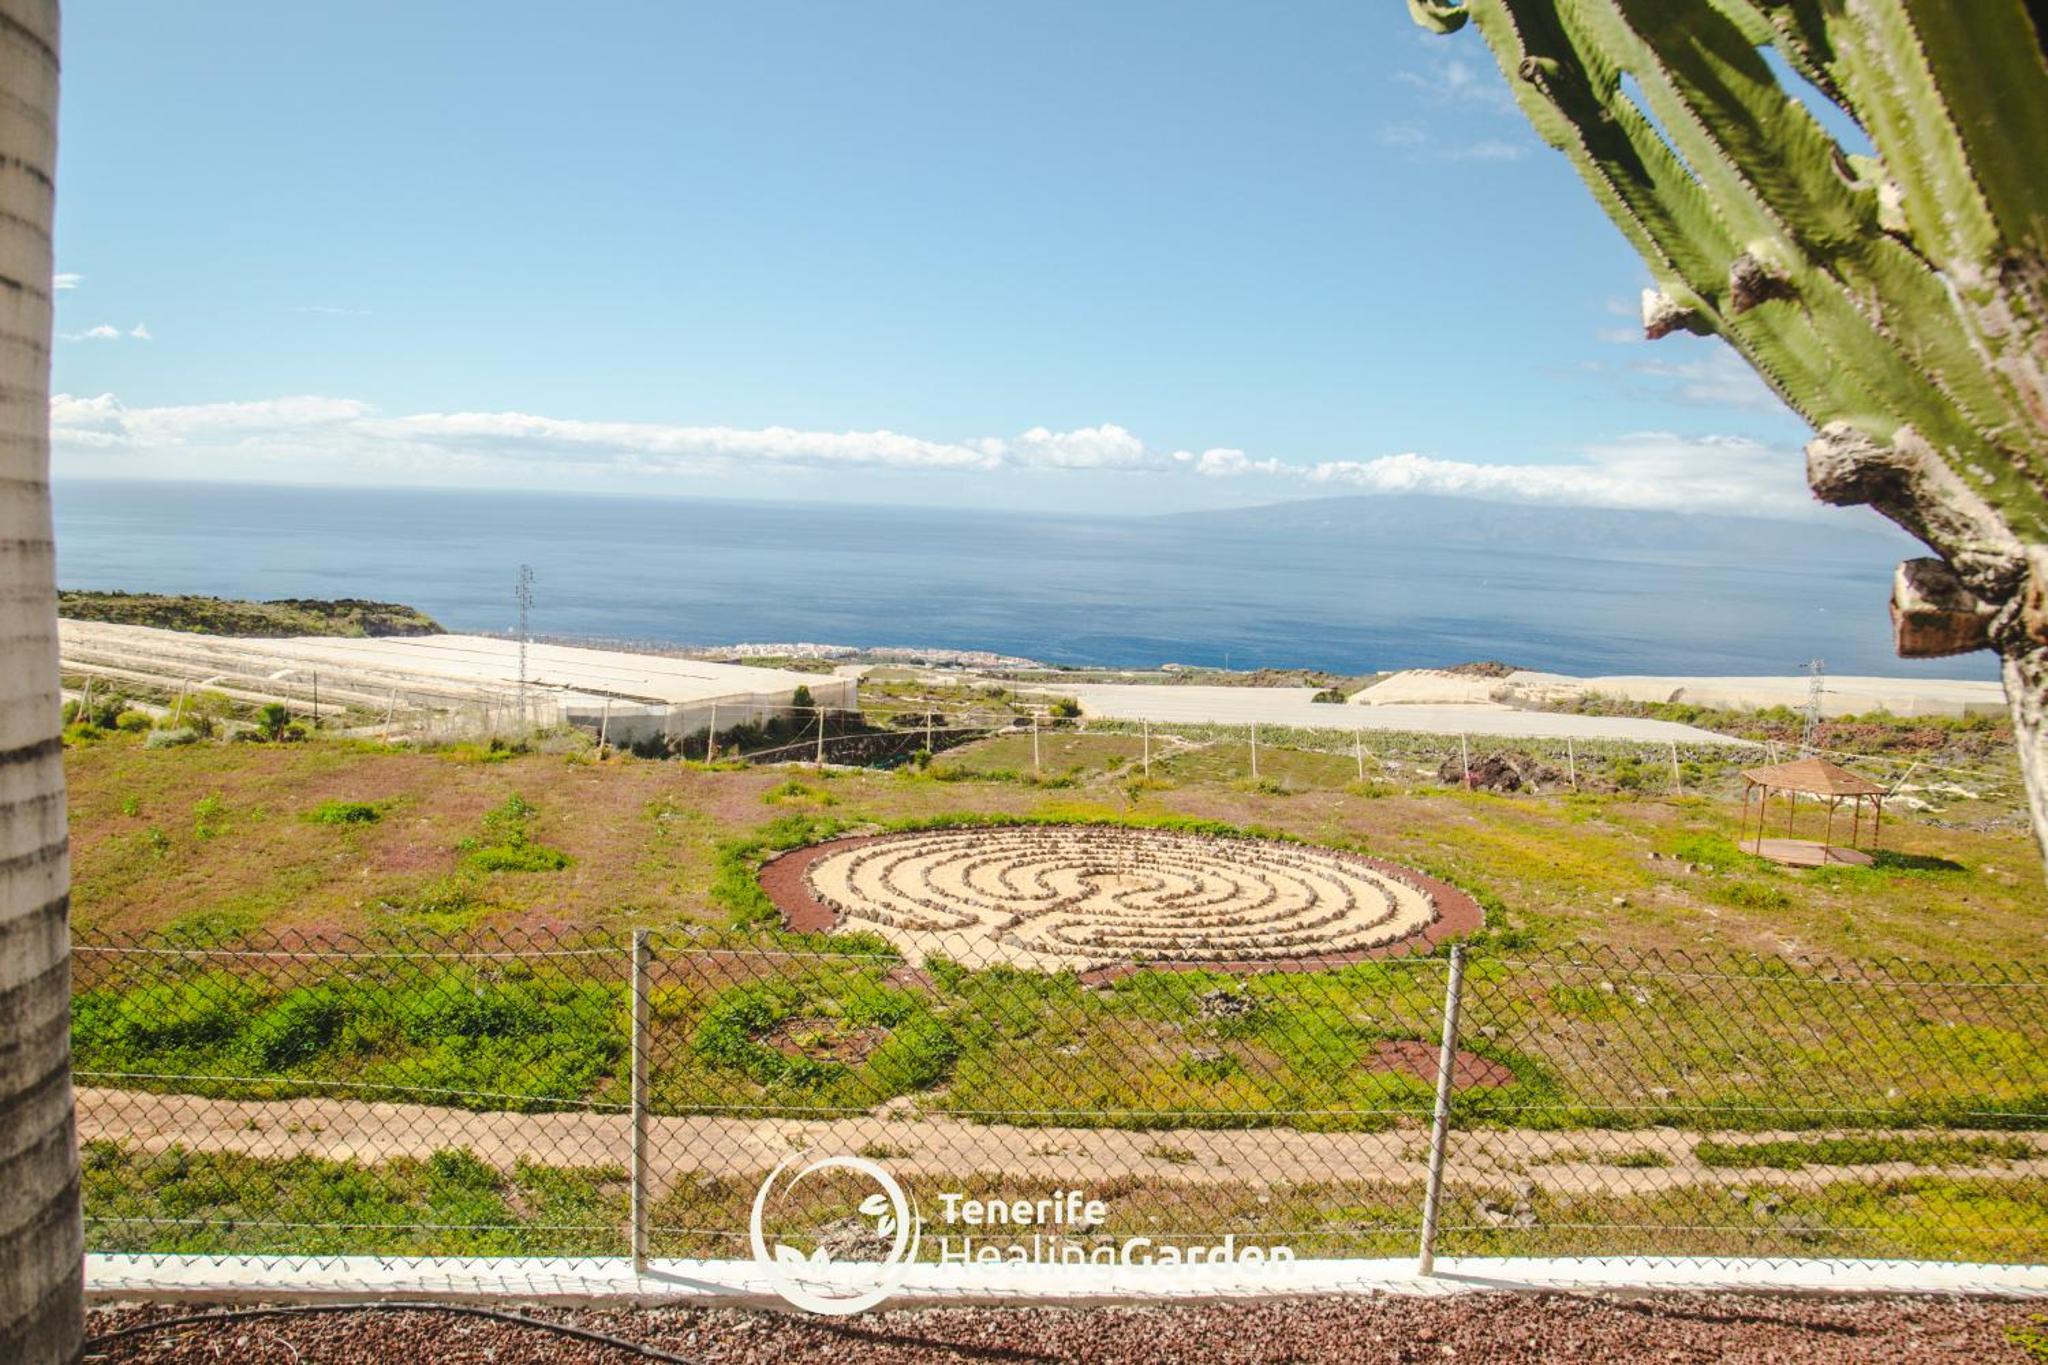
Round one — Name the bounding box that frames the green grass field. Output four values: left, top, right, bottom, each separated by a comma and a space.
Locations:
80, 1140, 2044, 1264
61, 723, 2048, 1264
61, 725, 2042, 965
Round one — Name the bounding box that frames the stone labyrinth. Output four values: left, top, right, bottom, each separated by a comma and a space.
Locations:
786, 825, 1459, 972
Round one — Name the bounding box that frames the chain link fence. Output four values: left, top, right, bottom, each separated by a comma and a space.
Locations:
70, 923, 2047, 1274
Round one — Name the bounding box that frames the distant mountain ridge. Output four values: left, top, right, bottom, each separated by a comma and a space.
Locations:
1160, 493, 1912, 558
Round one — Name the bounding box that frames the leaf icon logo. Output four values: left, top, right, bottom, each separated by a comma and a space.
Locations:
752, 1153, 920, 1315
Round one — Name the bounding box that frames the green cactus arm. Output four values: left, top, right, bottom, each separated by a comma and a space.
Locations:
1407, 0, 2048, 854
1585, 0, 2039, 471
1418, 0, 2048, 548
1834, 3, 2048, 270
1703, 0, 1847, 112
1455, 1, 1919, 435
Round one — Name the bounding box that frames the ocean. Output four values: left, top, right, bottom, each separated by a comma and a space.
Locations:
49, 479, 1998, 680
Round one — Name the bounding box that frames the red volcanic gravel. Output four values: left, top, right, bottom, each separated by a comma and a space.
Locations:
84, 1293, 2043, 1363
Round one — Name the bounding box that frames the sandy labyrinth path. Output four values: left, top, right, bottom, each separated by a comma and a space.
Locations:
73, 1089, 2046, 1198
797, 826, 1445, 970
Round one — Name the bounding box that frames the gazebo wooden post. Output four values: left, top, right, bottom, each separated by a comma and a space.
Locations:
1739, 756, 1887, 869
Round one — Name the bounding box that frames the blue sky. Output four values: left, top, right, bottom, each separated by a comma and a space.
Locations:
48, 0, 1826, 516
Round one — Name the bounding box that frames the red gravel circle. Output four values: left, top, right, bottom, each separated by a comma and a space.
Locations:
1369, 1038, 1515, 1089
756, 827, 1483, 980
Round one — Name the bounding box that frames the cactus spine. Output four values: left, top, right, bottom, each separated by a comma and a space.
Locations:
1411, 0, 2048, 857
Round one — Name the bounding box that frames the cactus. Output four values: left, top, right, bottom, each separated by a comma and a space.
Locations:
1410, 1, 2048, 857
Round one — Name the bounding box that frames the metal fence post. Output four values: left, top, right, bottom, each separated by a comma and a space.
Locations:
1417, 944, 1467, 1276
630, 929, 652, 1274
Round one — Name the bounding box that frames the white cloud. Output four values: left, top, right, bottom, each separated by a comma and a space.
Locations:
1377, 120, 1528, 163
62, 321, 152, 343
1441, 138, 1527, 162
1302, 432, 1813, 517
49, 392, 1824, 519
52, 395, 1190, 477
1184, 448, 1288, 478
52, 272, 81, 291
1395, 52, 1517, 114
1630, 347, 1785, 413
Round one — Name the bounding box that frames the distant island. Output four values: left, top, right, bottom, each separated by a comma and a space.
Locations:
57, 590, 443, 638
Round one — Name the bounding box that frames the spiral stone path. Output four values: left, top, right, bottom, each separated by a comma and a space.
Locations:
790, 825, 1449, 971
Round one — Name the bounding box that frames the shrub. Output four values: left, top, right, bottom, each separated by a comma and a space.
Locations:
114, 710, 154, 733
243, 988, 352, 1069
763, 779, 835, 807
691, 986, 787, 1081
867, 1014, 959, 1091
187, 689, 236, 730
1046, 696, 1082, 719
192, 794, 228, 839
311, 800, 383, 825
73, 973, 260, 1056
255, 703, 292, 741
791, 684, 815, 710
376, 874, 487, 929
1710, 880, 1792, 911
144, 727, 199, 749
461, 794, 570, 873
467, 843, 570, 873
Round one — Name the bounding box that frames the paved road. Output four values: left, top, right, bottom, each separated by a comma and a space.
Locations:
1048, 685, 1750, 745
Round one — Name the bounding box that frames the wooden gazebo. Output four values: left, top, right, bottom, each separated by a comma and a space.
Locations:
1738, 756, 1889, 867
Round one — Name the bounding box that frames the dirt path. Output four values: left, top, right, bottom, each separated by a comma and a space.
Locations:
73, 1088, 2045, 1197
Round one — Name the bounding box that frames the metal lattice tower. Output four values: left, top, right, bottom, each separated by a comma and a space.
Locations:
1799, 658, 1826, 756
516, 564, 535, 723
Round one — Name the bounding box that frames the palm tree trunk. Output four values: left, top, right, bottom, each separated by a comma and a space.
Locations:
0, 2, 78, 1361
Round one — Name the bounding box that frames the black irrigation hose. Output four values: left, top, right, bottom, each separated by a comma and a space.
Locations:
83, 1299, 703, 1363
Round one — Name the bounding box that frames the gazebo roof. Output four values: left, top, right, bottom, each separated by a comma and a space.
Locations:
1739, 756, 1888, 798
